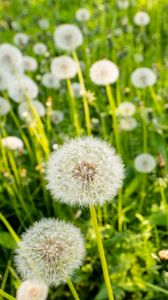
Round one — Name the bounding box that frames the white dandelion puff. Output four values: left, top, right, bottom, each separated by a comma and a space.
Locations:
33, 43, 47, 55
134, 153, 156, 173
51, 56, 77, 80
13, 33, 29, 47
75, 8, 90, 22
119, 117, 138, 131
14, 218, 85, 287
0, 97, 11, 116
1, 136, 24, 150
90, 59, 119, 86
117, 101, 136, 117
23, 56, 38, 72
0, 43, 23, 75
0, 71, 11, 91
8, 76, 38, 103
41, 73, 60, 89
54, 24, 83, 51
117, 0, 129, 10
18, 100, 46, 123
38, 19, 49, 30
51, 110, 64, 124
71, 82, 82, 98
16, 279, 48, 300
134, 11, 150, 26
46, 137, 124, 207
131, 67, 156, 88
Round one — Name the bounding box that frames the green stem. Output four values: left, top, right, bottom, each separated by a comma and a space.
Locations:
159, 185, 168, 230
66, 79, 81, 136
145, 282, 168, 296
90, 206, 114, 300
105, 84, 121, 154
66, 277, 80, 300
149, 86, 162, 113
142, 118, 147, 153
118, 189, 123, 232
0, 289, 16, 300
0, 213, 20, 243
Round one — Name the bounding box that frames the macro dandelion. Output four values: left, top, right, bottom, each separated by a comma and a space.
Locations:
46, 136, 124, 206
15, 218, 85, 288
13, 33, 29, 47
131, 67, 156, 88
1, 136, 24, 150
90, 59, 119, 86
16, 279, 48, 300
51, 56, 77, 80
0, 43, 23, 74
54, 24, 83, 51
41, 72, 60, 89
134, 11, 150, 26
134, 153, 156, 173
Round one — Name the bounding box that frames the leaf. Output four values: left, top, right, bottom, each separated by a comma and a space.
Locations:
148, 212, 167, 226
94, 283, 108, 300
0, 232, 17, 249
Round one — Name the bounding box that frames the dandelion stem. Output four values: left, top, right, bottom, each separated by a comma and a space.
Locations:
149, 86, 162, 113
145, 282, 168, 296
66, 79, 81, 136
0, 213, 20, 244
159, 185, 168, 229
0, 289, 16, 300
118, 189, 123, 232
90, 206, 114, 300
66, 277, 80, 300
72, 51, 92, 135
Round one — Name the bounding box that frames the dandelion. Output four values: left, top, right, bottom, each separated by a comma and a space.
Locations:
8, 76, 38, 102
0, 71, 10, 91
0, 97, 11, 116
46, 137, 124, 206
159, 250, 168, 261
51, 56, 77, 80
38, 19, 49, 30
16, 279, 48, 300
134, 53, 144, 63
1, 136, 24, 150
23, 56, 38, 72
54, 24, 83, 51
75, 8, 90, 22
18, 100, 46, 122
90, 59, 119, 86
117, 0, 129, 10
41, 73, 60, 89
134, 153, 156, 173
0, 43, 23, 74
13, 33, 29, 47
134, 11, 150, 26
33, 43, 47, 55
119, 117, 137, 131
51, 110, 64, 124
117, 101, 136, 117
15, 218, 85, 287
131, 67, 156, 88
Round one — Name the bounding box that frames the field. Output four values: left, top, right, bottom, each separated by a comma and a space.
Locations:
0, 0, 168, 299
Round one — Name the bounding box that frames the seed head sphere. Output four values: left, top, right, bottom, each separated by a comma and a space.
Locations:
46, 137, 124, 207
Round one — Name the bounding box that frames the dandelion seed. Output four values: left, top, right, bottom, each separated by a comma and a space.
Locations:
46, 137, 124, 206
131, 67, 156, 88
54, 24, 83, 51
41, 73, 60, 89
15, 218, 85, 286
117, 102, 136, 117
0, 97, 11, 116
2, 136, 24, 150
134, 153, 156, 173
90, 59, 119, 86
16, 279, 48, 300
75, 8, 90, 22
23, 56, 38, 72
51, 56, 77, 80
134, 11, 150, 26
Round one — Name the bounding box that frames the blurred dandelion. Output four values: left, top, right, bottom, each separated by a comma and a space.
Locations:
16, 279, 48, 300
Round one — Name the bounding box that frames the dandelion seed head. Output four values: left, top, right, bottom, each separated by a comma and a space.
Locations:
18, 100, 46, 123
41, 73, 60, 89
134, 11, 150, 26
14, 33, 29, 47
159, 250, 168, 261
131, 67, 156, 88
90, 59, 119, 86
23, 56, 38, 72
0, 97, 11, 116
117, 101, 136, 117
75, 8, 90, 22
54, 24, 83, 51
46, 137, 124, 206
134, 153, 156, 173
33, 43, 47, 55
51, 110, 64, 124
38, 19, 49, 30
15, 218, 85, 286
16, 279, 48, 300
0, 43, 23, 74
8, 76, 38, 102
51, 56, 77, 80
2, 136, 24, 150
119, 117, 138, 131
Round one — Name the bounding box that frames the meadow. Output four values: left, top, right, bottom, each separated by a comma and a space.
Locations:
0, 0, 168, 299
